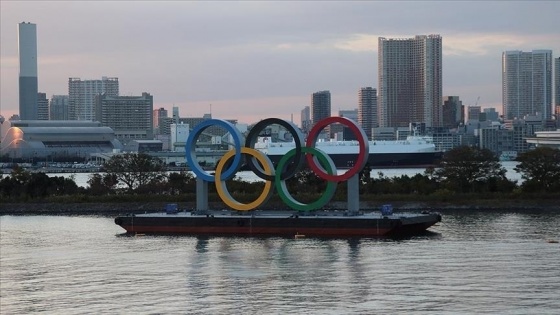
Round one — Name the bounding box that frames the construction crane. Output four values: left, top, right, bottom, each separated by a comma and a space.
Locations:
474, 96, 480, 107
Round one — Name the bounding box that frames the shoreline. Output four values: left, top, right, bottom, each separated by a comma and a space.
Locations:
2, 200, 559, 216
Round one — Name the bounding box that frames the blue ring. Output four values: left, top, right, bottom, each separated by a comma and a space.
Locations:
186, 119, 243, 182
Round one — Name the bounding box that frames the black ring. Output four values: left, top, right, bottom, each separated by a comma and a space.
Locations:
245, 118, 304, 181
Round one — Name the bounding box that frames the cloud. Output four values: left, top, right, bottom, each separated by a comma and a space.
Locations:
443, 33, 560, 56
332, 32, 560, 56
334, 34, 377, 52
0, 56, 17, 68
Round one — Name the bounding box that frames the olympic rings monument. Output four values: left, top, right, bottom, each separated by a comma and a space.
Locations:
188, 116, 368, 214
114, 117, 442, 237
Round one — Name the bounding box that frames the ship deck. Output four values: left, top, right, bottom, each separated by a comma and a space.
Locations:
132, 210, 432, 220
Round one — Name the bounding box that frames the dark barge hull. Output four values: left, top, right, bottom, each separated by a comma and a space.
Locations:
114, 211, 441, 237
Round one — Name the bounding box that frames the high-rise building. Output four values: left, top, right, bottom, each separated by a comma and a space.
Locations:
37, 92, 49, 120
442, 96, 463, 128
300, 106, 311, 133
502, 50, 553, 120
330, 108, 359, 140
311, 90, 331, 126
339, 109, 358, 121
358, 87, 378, 139
467, 106, 481, 121
49, 95, 69, 120
18, 22, 38, 120
94, 92, 153, 144
378, 35, 442, 128
555, 57, 560, 121
554, 57, 560, 109
172, 106, 180, 123
483, 108, 499, 122
153, 107, 169, 135
69, 77, 119, 121
311, 91, 331, 137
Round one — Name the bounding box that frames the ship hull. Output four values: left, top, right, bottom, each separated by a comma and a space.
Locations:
115, 211, 441, 237
266, 151, 442, 168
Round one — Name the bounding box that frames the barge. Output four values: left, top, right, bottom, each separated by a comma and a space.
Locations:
114, 207, 442, 238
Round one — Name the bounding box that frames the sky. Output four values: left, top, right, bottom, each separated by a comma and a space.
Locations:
1, 1, 559, 125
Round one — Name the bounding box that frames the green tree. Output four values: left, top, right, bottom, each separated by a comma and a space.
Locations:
102, 153, 166, 193
166, 171, 196, 195
0, 165, 31, 199
433, 146, 512, 193
515, 147, 560, 192
25, 172, 51, 198
10, 164, 31, 186
87, 173, 118, 195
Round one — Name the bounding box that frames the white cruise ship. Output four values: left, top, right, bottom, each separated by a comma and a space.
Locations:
254, 135, 442, 168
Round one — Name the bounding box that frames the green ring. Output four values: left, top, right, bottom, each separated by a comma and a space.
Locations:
275, 147, 337, 211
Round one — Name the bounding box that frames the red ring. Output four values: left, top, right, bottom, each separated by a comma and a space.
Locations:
305, 117, 369, 182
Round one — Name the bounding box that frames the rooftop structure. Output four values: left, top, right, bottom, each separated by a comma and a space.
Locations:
525, 129, 560, 149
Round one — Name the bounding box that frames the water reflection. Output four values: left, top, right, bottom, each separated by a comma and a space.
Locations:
1, 211, 559, 314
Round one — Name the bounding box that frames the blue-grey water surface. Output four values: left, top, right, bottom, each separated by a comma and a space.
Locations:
1, 210, 559, 314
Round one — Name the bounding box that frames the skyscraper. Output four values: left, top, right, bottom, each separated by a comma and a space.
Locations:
300, 106, 311, 133
311, 91, 331, 137
378, 35, 442, 128
49, 95, 69, 120
442, 96, 463, 128
37, 92, 49, 120
467, 106, 481, 121
358, 87, 377, 139
555, 57, 560, 118
172, 106, 180, 123
68, 77, 119, 121
153, 107, 169, 135
502, 50, 553, 120
311, 90, 331, 125
94, 92, 153, 144
18, 22, 38, 120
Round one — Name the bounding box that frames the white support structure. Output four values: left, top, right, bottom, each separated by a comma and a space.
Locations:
347, 174, 360, 214
196, 177, 208, 211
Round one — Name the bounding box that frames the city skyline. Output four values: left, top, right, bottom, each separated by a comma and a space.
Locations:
1, 1, 559, 125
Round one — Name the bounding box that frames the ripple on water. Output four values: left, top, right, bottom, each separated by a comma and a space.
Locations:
1, 212, 559, 314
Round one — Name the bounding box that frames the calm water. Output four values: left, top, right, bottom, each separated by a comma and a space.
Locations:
1, 210, 559, 314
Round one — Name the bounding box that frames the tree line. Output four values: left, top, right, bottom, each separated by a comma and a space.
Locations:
0, 147, 559, 203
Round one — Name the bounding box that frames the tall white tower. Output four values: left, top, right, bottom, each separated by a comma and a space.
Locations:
18, 22, 38, 120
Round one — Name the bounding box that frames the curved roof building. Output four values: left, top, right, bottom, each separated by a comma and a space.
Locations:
0, 120, 123, 159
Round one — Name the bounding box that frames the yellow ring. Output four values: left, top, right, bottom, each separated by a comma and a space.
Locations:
215, 147, 274, 211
